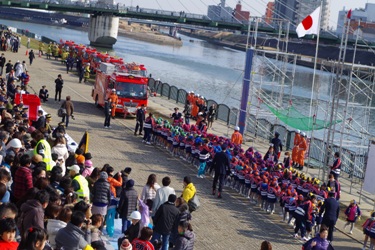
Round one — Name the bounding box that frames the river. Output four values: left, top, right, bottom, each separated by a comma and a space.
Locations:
1, 19, 373, 137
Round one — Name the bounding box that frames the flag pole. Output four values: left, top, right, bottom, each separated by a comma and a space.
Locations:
306, 1, 323, 173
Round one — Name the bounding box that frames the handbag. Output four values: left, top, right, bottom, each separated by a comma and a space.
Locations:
188, 193, 200, 212
57, 107, 66, 117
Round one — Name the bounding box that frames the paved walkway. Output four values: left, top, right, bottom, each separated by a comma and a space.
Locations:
9, 44, 366, 249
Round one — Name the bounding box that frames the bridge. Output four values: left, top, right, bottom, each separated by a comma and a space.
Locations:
0, 0, 339, 47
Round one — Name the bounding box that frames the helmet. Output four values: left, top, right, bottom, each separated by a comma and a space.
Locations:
301, 132, 306, 137
295, 129, 300, 134
7, 138, 22, 149
128, 211, 141, 220
234, 126, 240, 131
201, 96, 204, 99
111, 89, 116, 92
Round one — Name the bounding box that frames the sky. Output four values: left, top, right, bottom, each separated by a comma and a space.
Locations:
121, 0, 373, 30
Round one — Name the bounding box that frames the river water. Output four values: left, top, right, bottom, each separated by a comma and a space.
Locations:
1, 19, 373, 137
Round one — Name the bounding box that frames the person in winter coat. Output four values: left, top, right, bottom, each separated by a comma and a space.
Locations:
212, 143, 230, 199
181, 176, 196, 203
81, 160, 94, 178
140, 174, 161, 210
55, 74, 64, 102
319, 191, 340, 242
91, 172, 111, 217
344, 199, 361, 234
13, 154, 33, 201
104, 98, 112, 128
51, 136, 69, 176
0, 218, 19, 249
152, 194, 180, 250
55, 211, 93, 250
118, 179, 138, 233
117, 210, 141, 250
303, 226, 334, 250
152, 176, 176, 216
29, 50, 35, 65
46, 207, 72, 249
61, 95, 74, 128
106, 166, 122, 197
173, 221, 195, 250
19, 190, 49, 236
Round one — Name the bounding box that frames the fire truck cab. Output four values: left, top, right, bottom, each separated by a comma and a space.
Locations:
92, 62, 148, 117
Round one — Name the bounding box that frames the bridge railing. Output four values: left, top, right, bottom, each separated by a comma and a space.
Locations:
147, 78, 366, 179
126, 7, 207, 20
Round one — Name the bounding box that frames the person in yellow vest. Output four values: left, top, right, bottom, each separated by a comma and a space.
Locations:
68, 164, 90, 201
33, 130, 53, 171
231, 126, 243, 147
38, 41, 44, 56
83, 63, 90, 83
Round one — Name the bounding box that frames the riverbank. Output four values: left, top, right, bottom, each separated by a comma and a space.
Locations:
118, 20, 183, 47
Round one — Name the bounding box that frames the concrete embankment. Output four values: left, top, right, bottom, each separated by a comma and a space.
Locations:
118, 20, 183, 46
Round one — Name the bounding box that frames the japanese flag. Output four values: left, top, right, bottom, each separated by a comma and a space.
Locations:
296, 7, 321, 38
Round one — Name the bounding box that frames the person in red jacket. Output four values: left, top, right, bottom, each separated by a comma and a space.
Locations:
132, 227, 155, 250
13, 154, 33, 201
0, 218, 19, 250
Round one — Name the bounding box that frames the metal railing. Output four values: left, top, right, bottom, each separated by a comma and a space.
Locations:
148, 78, 366, 180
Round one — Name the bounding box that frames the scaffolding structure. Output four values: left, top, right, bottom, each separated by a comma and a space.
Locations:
244, 17, 375, 184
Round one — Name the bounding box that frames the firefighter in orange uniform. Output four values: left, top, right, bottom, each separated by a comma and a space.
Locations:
292, 130, 301, 167
296, 132, 307, 170
191, 94, 199, 119
231, 126, 243, 146
187, 91, 195, 106
109, 88, 118, 118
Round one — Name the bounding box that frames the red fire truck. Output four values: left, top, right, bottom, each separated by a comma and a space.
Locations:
92, 62, 149, 117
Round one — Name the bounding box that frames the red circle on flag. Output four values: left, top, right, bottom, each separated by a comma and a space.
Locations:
302, 16, 313, 30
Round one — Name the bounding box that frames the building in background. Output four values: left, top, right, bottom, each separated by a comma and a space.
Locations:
336, 3, 375, 38
207, 0, 233, 22
265, 1, 275, 24
233, 1, 250, 22
273, 0, 330, 30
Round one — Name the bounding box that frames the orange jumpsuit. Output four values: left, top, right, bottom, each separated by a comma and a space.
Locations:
187, 93, 194, 105
297, 136, 307, 166
109, 93, 118, 117
191, 96, 199, 118
231, 131, 243, 146
292, 133, 301, 164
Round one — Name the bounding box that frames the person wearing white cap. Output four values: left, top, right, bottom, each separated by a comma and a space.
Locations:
117, 211, 141, 249
68, 165, 90, 200
231, 126, 243, 146
109, 88, 118, 119
292, 129, 301, 169
5, 138, 22, 157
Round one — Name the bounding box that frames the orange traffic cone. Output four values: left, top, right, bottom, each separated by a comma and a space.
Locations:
25, 49, 28, 56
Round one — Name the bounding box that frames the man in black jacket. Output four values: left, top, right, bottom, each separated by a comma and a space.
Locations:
320, 191, 340, 242
55, 74, 64, 101
134, 104, 145, 136
152, 194, 179, 250
0, 53, 5, 76
212, 143, 230, 199
271, 131, 283, 159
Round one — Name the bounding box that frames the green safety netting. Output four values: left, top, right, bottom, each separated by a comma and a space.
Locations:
266, 104, 342, 131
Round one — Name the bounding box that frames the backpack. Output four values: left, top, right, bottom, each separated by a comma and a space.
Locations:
188, 193, 200, 212
57, 107, 66, 117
